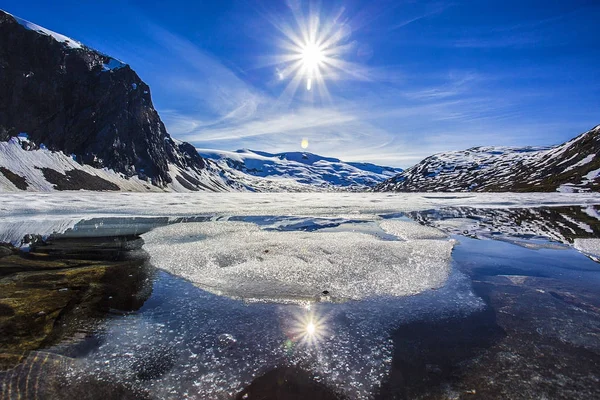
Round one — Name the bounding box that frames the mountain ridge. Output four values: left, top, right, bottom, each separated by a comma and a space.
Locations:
199, 148, 403, 191
375, 125, 600, 193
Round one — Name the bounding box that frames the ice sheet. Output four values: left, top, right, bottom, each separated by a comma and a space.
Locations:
142, 221, 455, 302
379, 219, 448, 240
1, 192, 599, 221
0, 217, 80, 245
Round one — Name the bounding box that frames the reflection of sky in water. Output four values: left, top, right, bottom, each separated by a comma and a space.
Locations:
80, 267, 482, 399
454, 236, 600, 285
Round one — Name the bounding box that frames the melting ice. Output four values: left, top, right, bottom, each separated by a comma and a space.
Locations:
142, 219, 455, 303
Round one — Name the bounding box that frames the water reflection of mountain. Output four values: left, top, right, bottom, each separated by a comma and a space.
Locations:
409, 205, 600, 244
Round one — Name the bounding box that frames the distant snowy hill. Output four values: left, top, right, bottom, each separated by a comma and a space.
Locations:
0, 10, 237, 192
199, 149, 403, 191
375, 125, 600, 193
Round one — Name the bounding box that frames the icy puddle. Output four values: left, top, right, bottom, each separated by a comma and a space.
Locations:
1, 202, 600, 399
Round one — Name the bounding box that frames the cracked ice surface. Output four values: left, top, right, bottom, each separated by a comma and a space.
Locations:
142, 221, 454, 302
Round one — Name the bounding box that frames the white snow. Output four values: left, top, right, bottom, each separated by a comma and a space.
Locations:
102, 58, 125, 71
573, 238, 600, 260
585, 167, 600, 181
557, 184, 576, 193
584, 205, 600, 221
0, 137, 162, 192
10, 13, 83, 49
142, 221, 454, 303
561, 214, 594, 234
379, 219, 448, 240
563, 154, 595, 172
1, 192, 599, 222
199, 148, 402, 191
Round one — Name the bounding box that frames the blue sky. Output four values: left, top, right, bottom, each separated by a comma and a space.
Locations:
3, 0, 599, 167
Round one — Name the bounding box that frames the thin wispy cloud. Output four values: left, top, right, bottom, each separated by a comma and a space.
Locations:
142, 21, 269, 124
388, 2, 451, 31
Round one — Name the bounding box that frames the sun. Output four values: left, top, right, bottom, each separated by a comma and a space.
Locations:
300, 42, 324, 90
269, 4, 363, 100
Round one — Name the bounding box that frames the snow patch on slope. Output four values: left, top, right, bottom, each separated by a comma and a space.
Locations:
9, 13, 83, 49
102, 57, 126, 71
0, 137, 160, 192
0, 137, 236, 193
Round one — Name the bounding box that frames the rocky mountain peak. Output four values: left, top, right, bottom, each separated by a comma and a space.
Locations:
0, 10, 205, 187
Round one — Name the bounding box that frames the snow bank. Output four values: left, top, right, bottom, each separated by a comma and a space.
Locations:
142, 221, 454, 302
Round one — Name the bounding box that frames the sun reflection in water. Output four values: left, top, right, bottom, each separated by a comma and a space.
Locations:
285, 303, 330, 349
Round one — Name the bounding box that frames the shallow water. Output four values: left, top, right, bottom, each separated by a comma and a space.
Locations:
1, 204, 600, 399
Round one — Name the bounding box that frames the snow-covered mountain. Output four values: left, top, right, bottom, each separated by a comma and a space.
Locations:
0, 135, 239, 192
0, 10, 236, 192
199, 149, 403, 192
375, 125, 600, 193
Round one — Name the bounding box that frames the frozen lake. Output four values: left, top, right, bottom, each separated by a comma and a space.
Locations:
0, 193, 599, 399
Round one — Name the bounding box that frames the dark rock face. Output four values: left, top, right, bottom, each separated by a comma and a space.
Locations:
0, 11, 205, 187
40, 167, 120, 191
0, 166, 27, 189
375, 125, 600, 192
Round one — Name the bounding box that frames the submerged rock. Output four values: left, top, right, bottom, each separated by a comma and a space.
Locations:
0, 236, 154, 366
236, 366, 347, 400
